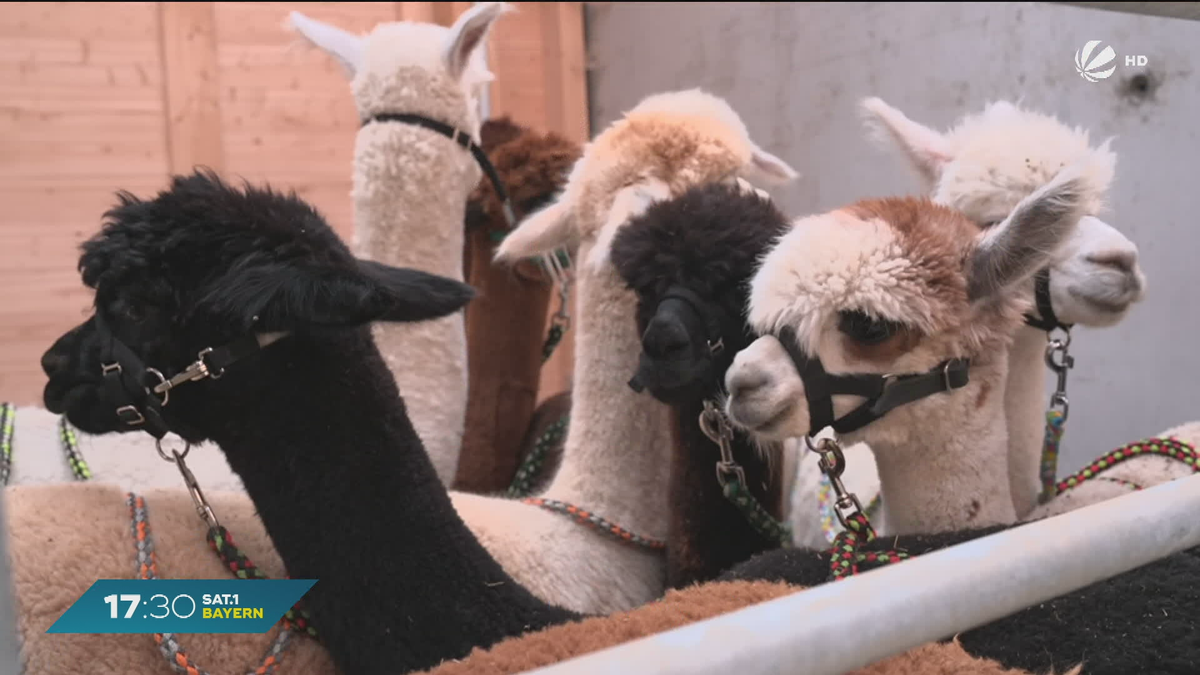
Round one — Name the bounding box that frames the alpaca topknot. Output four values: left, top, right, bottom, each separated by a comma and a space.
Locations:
609, 182, 790, 300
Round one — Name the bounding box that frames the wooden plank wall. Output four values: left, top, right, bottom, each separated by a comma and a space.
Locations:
0, 1, 587, 407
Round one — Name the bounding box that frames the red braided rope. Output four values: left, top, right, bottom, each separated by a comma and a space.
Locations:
1055, 436, 1198, 495
521, 497, 666, 550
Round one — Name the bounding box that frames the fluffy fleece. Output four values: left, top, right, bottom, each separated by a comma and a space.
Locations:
445, 87, 799, 614
724, 176, 1090, 534
289, 3, 513, 487
456, 117, 582, 494
722, 524, 1200, 675
29, 170, 578, 675
5, 405, 245, 492
608, 182, 792, 588
787, 98, 1151, 544
417, 577, 1078, 675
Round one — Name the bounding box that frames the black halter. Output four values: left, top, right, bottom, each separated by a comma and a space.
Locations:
361, 112, 517, 229
775, 325, 971, 437
95, 312, 267, 441
1023, 269, 1072, 333
627, 284, 727, 394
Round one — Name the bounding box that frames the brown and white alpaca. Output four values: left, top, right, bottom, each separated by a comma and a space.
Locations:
786, 99, 1152, 543
288, 3, 510, 487
457, 117, 581, 494
724, 166, 1092, 535
446, 87, 798, 613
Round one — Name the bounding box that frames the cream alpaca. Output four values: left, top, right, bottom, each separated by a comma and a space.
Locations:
446, 88, 797, 613
725, 166, 1091, 535
785, 99, 1150, 544
288, 3, 509, 486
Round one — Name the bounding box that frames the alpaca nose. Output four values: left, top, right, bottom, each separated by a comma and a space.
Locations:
643, 315, 691, 360
727, 367, 769, 401
1086, 249, 1137, 274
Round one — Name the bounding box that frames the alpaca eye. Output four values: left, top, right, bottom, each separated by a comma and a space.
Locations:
837, 310, 901, 346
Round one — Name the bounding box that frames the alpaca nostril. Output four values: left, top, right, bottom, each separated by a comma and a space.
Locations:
643, 319, 691, 360
728, 369, 769, 401
1086, 250, 1137, 275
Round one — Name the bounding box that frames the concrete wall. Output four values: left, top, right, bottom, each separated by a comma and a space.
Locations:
584, 1, 1199, 473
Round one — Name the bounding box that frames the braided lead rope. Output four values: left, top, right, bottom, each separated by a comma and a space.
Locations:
1037, 408, 1066, 504
521, 497, 666, 550
206, 526, 316, 638
58, 416, 93, 481
1054, 436, 1198, 496
126, 493, 298, 675
815, 472, 882, 544
721, 473, 793, 547
506, 416, 569, 498
0, 402, 14, 486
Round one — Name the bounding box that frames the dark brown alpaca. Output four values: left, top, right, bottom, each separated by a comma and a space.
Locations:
456, 117, 582, 494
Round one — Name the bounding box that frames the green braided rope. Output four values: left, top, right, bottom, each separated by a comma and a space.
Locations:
0, 402, 14, 486
507, 415, 569, 498
721, 475, 793, 547
542, 322, 566, 363
206, 526, 317, 638
57, 416, 93, 481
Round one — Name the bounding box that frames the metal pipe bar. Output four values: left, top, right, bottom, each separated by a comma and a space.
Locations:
523, 474, 1200, 675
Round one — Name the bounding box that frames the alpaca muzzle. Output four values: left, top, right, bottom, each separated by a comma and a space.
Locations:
774, 325, 972, 438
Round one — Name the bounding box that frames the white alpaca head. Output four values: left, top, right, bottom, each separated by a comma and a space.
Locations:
287, 3, 511, 139
859, 97, 1146, 327
724, 165, 1090, 449
492, 88, 798, 276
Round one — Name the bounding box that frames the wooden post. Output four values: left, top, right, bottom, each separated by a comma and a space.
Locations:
157, 1, 224, 175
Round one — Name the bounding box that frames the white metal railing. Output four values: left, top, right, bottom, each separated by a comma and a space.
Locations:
522, 473, 1200, 675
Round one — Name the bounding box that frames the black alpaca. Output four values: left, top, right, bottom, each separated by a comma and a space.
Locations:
41, 170, 580, 675
609, 182, 791, 589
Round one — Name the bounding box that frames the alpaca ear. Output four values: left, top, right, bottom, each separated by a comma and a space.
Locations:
354, 260, 476, 322
210, 260, 474, 331
966, 163, 1088, 304
444, 2, 511, 81
494, 197, 575, 264
287, 11, 366, 80
859, 96, 953, 185
739, 143, 799, 186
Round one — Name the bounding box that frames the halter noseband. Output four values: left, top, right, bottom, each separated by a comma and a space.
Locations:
360, 112, 517, 229
95, 312, 270, 442
774, 325, 971, 437
1023, 269, 1072, 333
627, 284, 727, 394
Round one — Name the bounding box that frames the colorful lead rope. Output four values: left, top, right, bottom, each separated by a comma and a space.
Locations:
1038, 408, 1066, 503
521, 496, 666, 550
128, 493, 298, 675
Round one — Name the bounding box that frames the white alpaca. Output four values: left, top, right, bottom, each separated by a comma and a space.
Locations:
784, 98, 1150, 545
447, 88, 797, 613
0, 5, 508, 493
288, 3, 509, 487
726, 165, 1093, 535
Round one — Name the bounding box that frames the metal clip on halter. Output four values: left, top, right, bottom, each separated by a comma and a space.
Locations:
156, 438, 220, 531
150, 348, 224, 406
699, 400, 744, 488
1044, 328, 1074, 422
806, 435, 866, 531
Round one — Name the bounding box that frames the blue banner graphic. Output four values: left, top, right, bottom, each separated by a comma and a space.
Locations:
46, 579, 316, 634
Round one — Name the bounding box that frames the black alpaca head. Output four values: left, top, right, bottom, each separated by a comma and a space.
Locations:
42, 169, 474, 441
609, 182, 791, 406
